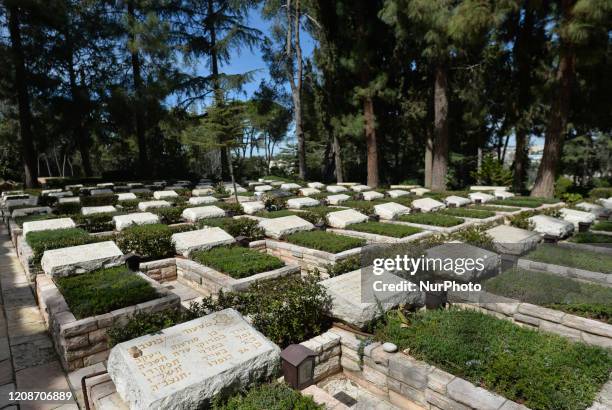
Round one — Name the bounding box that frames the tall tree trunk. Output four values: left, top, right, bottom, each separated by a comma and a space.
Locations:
207, 0, 229, 180
531, 0, 575, 198
333, 134, 344, 183
431, 64, 449, 191
7, 4, 38, 188
364, 96, 379, 187
67, 50, 93, 177
424, 133, 433, 188
127, 0, 148, 176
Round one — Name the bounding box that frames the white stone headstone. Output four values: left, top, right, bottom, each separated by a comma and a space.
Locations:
468, 192, 495, 204
326, 194, 350, 205
254, 185, 273, 192
113, 212, 160, 231
192, 188, 213, 196
351, 185, 371, 192
485, 225, 541, 255
81, 205, 117, 216
362, 191, 384, 201
58, 197, 80, 204
42, 189, 62, 196
188, 196, 218, 206
47, 191, 73, 199
327, 209, 368, 228
11, 207, 51, 218
182, 206, 226, 222
326, 185, 348, 193
172, 227, 235, 256
299, 187, 320, 196
287, 197, 319, 209
374, 203, 410, 220
575, 202, 610, 218
307, 182, 325, 189
494, 191, 515, 200
154, 190, 178, 200
138, 200, 171, 211
240, 201, 265, 215
387, 189, 410, 198
117, 193, 137, 201
337, 182, 358, 187
444, 196, 471, 207
601, 197, 612, 210
560, 208, 596, 228
410, 187, 430, 196
90, 189, 114, 196
226, 185, 247, 194
41, 241, 123, 277
280, 183, 301, 190
23, 218, 76, 237
258, 215, 314, 239
470, 185, 508, 192
97, 183, 115, 188
411, 198, 445, 213
65, 184, 83, 190
528, 215, 574, 238
108, 309, 280, 410
127, 182, 144, 188
390, 185, 419, 190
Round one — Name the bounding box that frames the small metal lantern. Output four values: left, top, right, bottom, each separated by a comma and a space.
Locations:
280, 344, 317, 390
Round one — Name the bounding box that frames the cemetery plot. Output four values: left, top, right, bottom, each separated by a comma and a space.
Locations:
284, 230, 365, 254
329, 221, 430, 244
191, 246, 285, 279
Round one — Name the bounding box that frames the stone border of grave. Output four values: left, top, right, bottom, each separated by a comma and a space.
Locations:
326, 227, 434, 244
516, 258, 611, 287
448, 290, 612, 349
381, 218, 478, 234
35, 272, 181, 371
557, 241, 612, 255
255, 238, 363, 277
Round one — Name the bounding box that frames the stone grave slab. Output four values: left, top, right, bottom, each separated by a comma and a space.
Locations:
65, 184, 83, 190
362, 191, 384, 201
108, 309, 280, 410
227, 185, 248, 194
254, 185, 273, 192
444, 196, 471, 207
575, 202, 610, 218
192, 188, 213, 196
351, 185, 371, 192
374, 203, 410, 220
5, 195, 37, 208
153, 181, 166, 187
528, 215, 574, 238
308, 182, 325, 189
299, 187, 320, 196
81, 205, 117, 216
172, 227, 235, 256
131, 188, 151, 195
280, 183, 301, 190
90, 189, 113, 196
241, 201, 265, 215
58, 197, 80, 204
327, 209, 368, 228
287, 197, 319, 209
248, 181, 263, 187
114, 212, 160, 231
337, 182, 358, 187
41, 189, 62, 195
560, 208, 596, 228
188, 196, 217, 206
258, 215, 314, 239
22, 218, 76, 237
411, 198, 445, 213
326, 185, 348, 193
47, 191, 73, 199
154, 190, 178, 200
601, 197, 612, 210
41, 241, 123, 277
321, 269, 423, 329
127, 182, 144, 188
138, 200, 171, 212
425, 243, 500, 282
494, 191, 514, 200
485, 225, 541, 255
97, 183, 115, 188
387, 189, 410, 198
470, 185, 508, 192
468, 192, 495, 203
117, 193, 137, 201
410, 187, 430, 196
182, 206, 226, 222
326, 194, 350, 205
11, 206, 51, 218
390, 185, 420, 190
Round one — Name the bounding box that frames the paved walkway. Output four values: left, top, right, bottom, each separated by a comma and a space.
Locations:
0, 223, 77, 410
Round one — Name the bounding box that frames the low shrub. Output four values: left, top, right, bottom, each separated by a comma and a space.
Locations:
298, 206, 338, 225
589, 187, 612, 199
325, 255, 361, 277
117, 199, 141, 212
340, 200, 375, 215
26, 228, 95, 264
213, 383, 322, 410
116, 223, 174, 259
440, 208, 495, 219
485, 268, 612, 323
285, 230, 365, 253
217, 202, 244, 215
152, 206, 186, 224
200, 217, 264, 239
569, 232, 612, 244
346, 221, 422, 238
254, 209, 297, 218
15, 213, 58, 227
55, 266, 159, 319
264, 196, 287, 211
447, 224, 495, 249
592, 221, 612, 232
508, 210, 536, 230
376, 308, 612, 410
191, 246, 284, 278
80, 193, 118, 207
470, 205, 521, 212
73, 212, 118, 233
54, 201, 81, 215
524, 243, 612, 273
398, 213, 463, 227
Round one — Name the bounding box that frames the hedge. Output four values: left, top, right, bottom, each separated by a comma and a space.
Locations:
376, 308, 612, 410
116, 223, 174, 259
55, 266, 158, 319
285, 230, 365, 253
26, 228, 96, 264
398, 213, 464, 227
191, 246, 284, 279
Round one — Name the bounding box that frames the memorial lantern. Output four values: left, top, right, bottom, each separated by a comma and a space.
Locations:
280, 344, 317, 389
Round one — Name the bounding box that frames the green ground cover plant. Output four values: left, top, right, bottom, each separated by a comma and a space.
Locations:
200, 217, 263, 239
398, 213, 463, 227
592, 221, 612, 232
491, 196, 559, 208
440, 208, 495, 219
191, 246, 284, 279
589, 187, 612, 199
569, 232, 612, 244
56, 266, 158, 319
80, 193, 118, 207
73, 212, 120, 233
153, 206, 187, 224
212, 383, 322, 410
254, 209, 298, 218
340, 200, 375, 215
525, 243, 612, 273
26, 228, 97, 263
285, 230, 365, 253
325, 255, 361, 277
116, 223, 175, 259
469, 205, 521, 212
346, 221, 422, 238
376, 308, 612, 410
485, 268, 612, 323
15, 213, 58, 227
54, 201, 81, 215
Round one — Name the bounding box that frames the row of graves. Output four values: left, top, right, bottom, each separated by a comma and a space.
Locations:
1, 180, 611, 409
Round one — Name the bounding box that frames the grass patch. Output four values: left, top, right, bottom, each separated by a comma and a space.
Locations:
491, 196, 559, 208
25, 228, 97, 264
213, 383, 322, 410
398, 213, 463, 227
285, 230, 365, 253
116, 223, 175, 259
191, 246, 284, 279
525, 243, 612, 273
592, 221, 612, 232
55, 266, 158, 319
440, 208, 495, 219
346, 221, 422, 238
470, 205, 521, 212
376, 308, 612, 410
569, 232, 612, 244
485, 268, 612, 323
254, 209, 299, 218
200, 217, 264, 239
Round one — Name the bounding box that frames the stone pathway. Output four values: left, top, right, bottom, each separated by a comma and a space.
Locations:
0, 223, 78, 410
